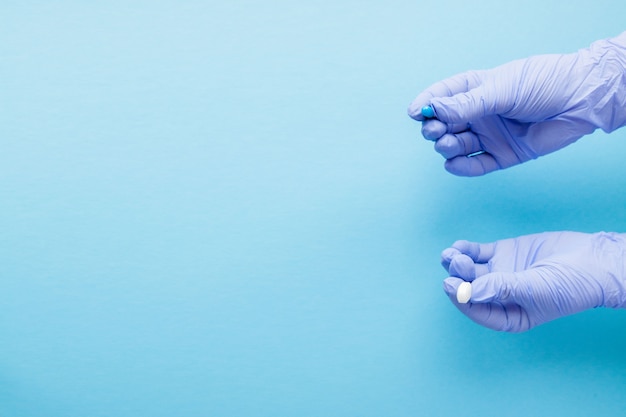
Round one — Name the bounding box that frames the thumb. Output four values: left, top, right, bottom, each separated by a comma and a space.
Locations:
470, 271, 522, 303
430, 85, 497, 124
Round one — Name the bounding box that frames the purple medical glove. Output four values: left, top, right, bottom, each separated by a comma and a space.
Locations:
408, 32, 626, 176
441, 231, 626, 332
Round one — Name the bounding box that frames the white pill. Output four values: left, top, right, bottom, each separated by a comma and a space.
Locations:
456, 282, 472, 304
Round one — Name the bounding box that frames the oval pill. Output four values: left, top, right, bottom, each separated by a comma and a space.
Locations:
421, 105, 435, 118
456, 282, 472, 304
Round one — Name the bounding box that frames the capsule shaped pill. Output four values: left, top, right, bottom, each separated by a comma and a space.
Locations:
456, 282, 472, 304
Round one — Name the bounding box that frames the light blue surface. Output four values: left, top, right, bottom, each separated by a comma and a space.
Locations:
1, 1, 626, 416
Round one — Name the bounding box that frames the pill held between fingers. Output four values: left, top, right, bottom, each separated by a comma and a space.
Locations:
421, 105, 435, 118
456, 282, 472, 304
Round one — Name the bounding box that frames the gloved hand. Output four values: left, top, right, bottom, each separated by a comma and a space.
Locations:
408, 32, 626, 176
441, 231, 626, 332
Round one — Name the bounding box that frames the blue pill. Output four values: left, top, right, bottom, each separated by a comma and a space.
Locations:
421, 105, 435, 118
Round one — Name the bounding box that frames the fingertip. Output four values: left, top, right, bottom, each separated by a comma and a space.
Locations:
408, 97, 429, 121
440, 247, 461, 270
451, 240, 495, 264
421, 119, 447, 141
444, 157, 472, 177
451, 240, 479, 258
449, 254, 476, 281
446, 158, 475, 176
434, 134, 462, 159
443, 277, 464, 298
435, 131, 483, 159
407, 105, 425, 121
444, 153, 499, 177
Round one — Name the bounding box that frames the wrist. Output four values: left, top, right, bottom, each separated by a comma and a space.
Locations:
581, 33, 626, 133
595, 232, 626, 308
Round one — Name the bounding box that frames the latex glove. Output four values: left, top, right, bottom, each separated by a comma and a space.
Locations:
441, 231, 626, 332
408, 32, 626, 176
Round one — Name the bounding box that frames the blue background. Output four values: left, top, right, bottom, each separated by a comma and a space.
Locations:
2, 1, 626, 416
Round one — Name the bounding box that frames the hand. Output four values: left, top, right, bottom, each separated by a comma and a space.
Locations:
441, 231, 626, 332
408, 33, 626, 176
